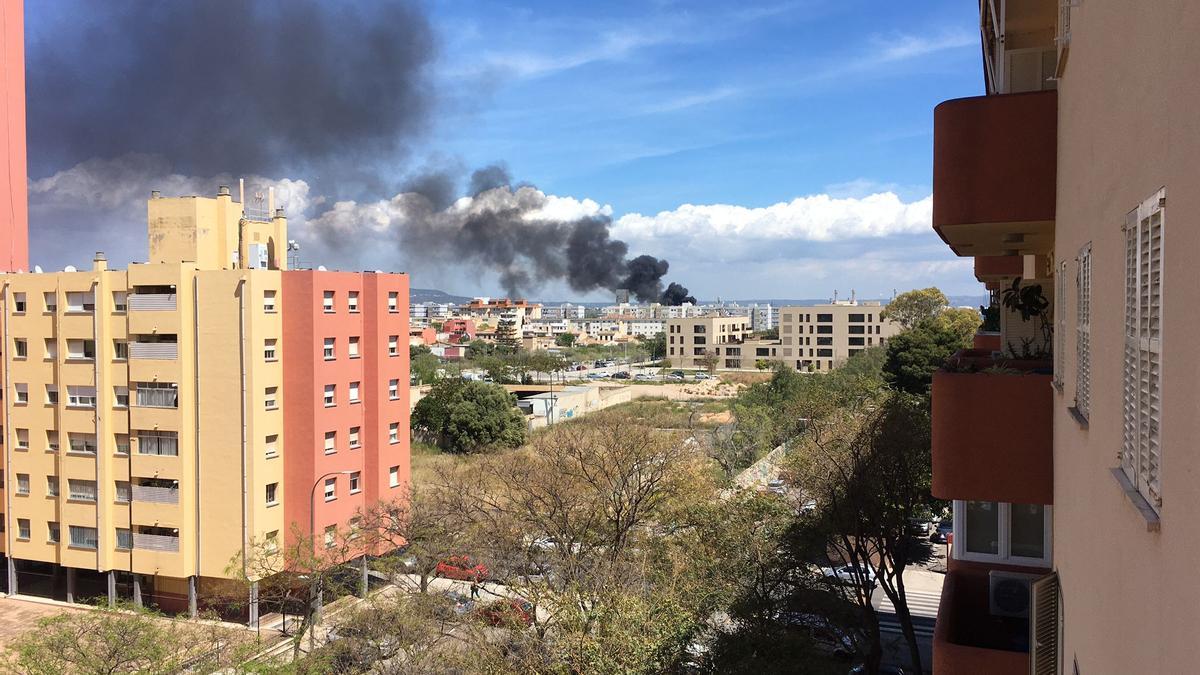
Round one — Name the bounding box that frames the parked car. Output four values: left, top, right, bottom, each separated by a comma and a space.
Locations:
907, 518, 932, 535
611, 371, 631, 379
477, 598, 535, 627
820, 564, 876, 590
435, 555, 489, 582
634, 373, 653, 381
693, 372, 711, 380
930, 521, 953, 544
777, 612, 857, 658
668, 371, 685, 380
586, 373, 603, 380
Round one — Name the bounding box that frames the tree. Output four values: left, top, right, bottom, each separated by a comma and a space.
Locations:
5, 603, 258, 674
495, 318, 520, 354
467, 339, 494, 359
697, 350, 720, 375
410, 343, 432, 360
360, 486, 475, 594
554, 332, 578, 348
935, 306, 983, 347
882, 318, 968, 396
638, 332, 667, 360
881, 287, 949, 329
410, 378, 526, 453
411, 352, 441, 384
527, 350, 567, 382
757, 326, 779, 340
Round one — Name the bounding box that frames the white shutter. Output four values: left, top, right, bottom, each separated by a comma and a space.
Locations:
1075, 245, 1091, 417
1122, 190, 1164, 510
1054, 260, 1066, 387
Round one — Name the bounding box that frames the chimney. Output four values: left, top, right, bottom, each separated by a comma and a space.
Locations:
217, 185, 231, 198
93, 251, 107, 272
150, 190, 161, 199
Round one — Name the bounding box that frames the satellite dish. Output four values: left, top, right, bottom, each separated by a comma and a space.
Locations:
317, 265, 327, 271
33, 265, 42, 273
64, 265, 77, 273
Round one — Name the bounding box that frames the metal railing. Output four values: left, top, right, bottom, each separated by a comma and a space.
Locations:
129, 342, 178, 360
132, 485, 180, 505
134, 533, 180, 552
128, 294, 177, 311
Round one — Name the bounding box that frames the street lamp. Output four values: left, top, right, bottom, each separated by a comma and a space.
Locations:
308, 470, 354, 648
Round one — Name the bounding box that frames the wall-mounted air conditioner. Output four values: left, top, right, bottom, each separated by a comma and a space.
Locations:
989, 570, 1040, 618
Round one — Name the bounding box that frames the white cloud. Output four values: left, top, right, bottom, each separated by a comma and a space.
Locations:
612, 192, 931, 242
877, 31, 976, 63
639, 86, 742, 114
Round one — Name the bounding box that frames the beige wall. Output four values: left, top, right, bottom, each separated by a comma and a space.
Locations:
1053, 2, 1200, 672
666, 316, 752, 368
776, 303, 899, 371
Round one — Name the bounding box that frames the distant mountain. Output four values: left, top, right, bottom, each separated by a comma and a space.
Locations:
410, 288, 473, 304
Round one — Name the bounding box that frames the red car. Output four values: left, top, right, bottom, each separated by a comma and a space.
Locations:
478, 598, 535, 627
435, 555, 489, 582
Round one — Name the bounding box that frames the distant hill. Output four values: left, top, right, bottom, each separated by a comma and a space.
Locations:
411, 288, 473, 304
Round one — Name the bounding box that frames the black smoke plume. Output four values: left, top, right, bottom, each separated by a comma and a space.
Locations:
26, 0, 435, 183
661, 282, 697, 306
393, 166, 692, 302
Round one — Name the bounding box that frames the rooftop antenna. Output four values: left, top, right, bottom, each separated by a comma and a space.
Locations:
851, 289, 856, 304
238, 178, 245, 210
834, 289, 839, 303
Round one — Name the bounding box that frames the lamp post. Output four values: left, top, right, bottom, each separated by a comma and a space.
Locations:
308, 470, 354, 649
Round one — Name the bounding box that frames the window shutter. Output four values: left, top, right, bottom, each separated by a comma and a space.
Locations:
1075, 245, 1091, 417
1054, 260, 1066, 388
1029, 572, 1061, 675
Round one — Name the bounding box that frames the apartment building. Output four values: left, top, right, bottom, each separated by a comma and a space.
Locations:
929, 1, 1200, 672
775, 302, 898, 371
0, 0, 26, 275
0, 188, 410, 621
666, 316, 752, 369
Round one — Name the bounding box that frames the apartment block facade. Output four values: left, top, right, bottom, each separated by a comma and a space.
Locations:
666, 316, 752, 369
0, 189, 410, 619
930, 1, 1200, 672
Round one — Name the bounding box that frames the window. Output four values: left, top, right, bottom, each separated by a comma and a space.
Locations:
349, 471, 361, 494
348, 291, 359, 312
47, 476, 59, 497
388, 336, 399, 356
389, 466, 400, 488
1122, 190, 1164, 510
68, 479, 97, 502
264, 386, 278, 410
349, 336, 360, 358
265, 482, 279, 506
44, 338, 56, 360
848, 313, 864, 322
15, 428, 27, 449
323, 290, 335, 312
66, 291, 95, 313
816, 337, 833, 346
324, 524, 337, 547
137, 430, 178, 456
47, 521, 60, 543
114, 433, 130, 455
265, 530, 279, 553
113, 340, 128, 360
68, 433, 98, 454
66, 338, 96, 360
324, 477, 336, 501
16, 473, 29, 495
324, 431, 337, 454
324, 337, 335, 359
134, 382, 176, 408
263, 290, 277, 313
265, 434, 278, 458
953, 500, 1051, 566
67, 385, 97, 408
12, 292, 25, 313
116, 528, 132, 550
113, 291, 127, 311
816, 325, 833, 335
13, 338, 26, 359
324, 384, 336, 407
349, 381, 360, 403
17, 519, 29, 540
115, 481, 130, 503
13, 383, 27, 404
848, 325, 865, 335
114, 386, 129, 408
43, 292, 56, 312
349, 426, 361, 448
389, 422, 399, 444
388, 379, 399, 400
47, 430, 59, 452
817, 349, 833, 358
817, 313, 833, 322
69, 525, 98, 549
388, 292, 398, 312
264, 339, 277, 361
1075, 245, 1092, 419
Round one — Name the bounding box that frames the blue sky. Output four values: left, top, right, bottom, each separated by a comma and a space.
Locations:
25, 0, 986, 302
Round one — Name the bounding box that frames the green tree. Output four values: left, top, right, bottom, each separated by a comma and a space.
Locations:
410, 343, 432, 360
638, 332, 667, 360
495, 318, 520, 354
411, 352, 441, 384
697, 350, 720, 375
881, 318, 967, 396
411, 378, 526, 453
555, 332, 578, 348
758, 326, 779, 340
881, 287, 950, 329
935, 306, 983, 346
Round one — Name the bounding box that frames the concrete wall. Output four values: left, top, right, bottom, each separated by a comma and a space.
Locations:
0, 0, 27, 273
1053, 2, 1200, 671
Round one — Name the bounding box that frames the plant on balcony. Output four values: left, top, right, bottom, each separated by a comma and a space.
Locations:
979, 304, 1000, 332
1001, 277, 1052, 360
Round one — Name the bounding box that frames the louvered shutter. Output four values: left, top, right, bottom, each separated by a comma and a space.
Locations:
1029, 572, 1061, 675
1075, 246, 1091, 417
1054, 260, 1066, 387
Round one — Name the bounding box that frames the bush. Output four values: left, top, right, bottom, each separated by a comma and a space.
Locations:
411, 378, 527, 453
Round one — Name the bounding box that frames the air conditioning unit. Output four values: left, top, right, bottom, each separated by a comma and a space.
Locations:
990, 570, 1039, 618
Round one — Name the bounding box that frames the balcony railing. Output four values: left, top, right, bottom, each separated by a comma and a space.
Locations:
128, 294, 177, 311
931, 350, 1053, 505
129, 342, 178, 360
133, 533, 180, 552
132, 485, 179, 505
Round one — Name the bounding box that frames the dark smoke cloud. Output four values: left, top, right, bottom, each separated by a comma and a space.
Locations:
25, 0, 436, 184
388, 165, 692, 302
661, 282, 697, 306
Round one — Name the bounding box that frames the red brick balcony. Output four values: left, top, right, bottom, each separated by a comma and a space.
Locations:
931, 351, 1053, 505
933, 90, 1057, 257
972, 332, 1001, 351
933, 558, 1032, 675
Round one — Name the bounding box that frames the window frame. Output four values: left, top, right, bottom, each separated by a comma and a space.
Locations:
952, 499, 1053, 568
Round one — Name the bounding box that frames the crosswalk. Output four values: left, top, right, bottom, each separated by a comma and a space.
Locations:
875, 587, 942, 619
879, 617, 936, 639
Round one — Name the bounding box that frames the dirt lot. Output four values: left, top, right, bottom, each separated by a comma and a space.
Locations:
0, 596, 85, 648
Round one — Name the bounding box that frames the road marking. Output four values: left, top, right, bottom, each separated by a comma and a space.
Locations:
874, 587, 942, 619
